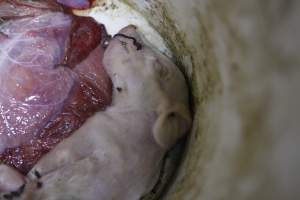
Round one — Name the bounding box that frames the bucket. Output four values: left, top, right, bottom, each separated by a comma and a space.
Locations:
123, 0, 300, 199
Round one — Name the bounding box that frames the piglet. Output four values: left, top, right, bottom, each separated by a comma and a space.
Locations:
0, 25, 191, 200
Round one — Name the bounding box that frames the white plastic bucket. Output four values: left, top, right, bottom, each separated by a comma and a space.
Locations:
124, 1, 300, 199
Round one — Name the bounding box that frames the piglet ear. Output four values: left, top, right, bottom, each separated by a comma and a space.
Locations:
153, 103, 191, 150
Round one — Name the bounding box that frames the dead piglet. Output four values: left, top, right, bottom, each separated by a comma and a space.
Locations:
19, 25, 191, 200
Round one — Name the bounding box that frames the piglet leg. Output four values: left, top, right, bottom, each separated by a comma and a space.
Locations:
0, 164, 25, 193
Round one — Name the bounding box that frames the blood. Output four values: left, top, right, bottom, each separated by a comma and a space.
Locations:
64, 16, 107, 67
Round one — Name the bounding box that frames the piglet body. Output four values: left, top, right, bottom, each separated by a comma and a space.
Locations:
6, 26, 191, 200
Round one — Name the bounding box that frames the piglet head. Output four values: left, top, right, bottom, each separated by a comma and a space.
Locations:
103, 25, 191, 149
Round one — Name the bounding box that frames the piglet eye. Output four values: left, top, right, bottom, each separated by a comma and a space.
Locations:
112, 73, 127, 93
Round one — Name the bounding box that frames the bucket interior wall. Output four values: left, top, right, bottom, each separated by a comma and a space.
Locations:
123, 0, 300, 200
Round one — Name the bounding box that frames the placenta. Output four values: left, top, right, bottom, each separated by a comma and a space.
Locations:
0, 0, 112, 174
